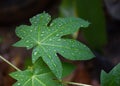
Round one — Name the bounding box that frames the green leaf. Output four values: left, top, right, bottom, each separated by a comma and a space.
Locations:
60, 0, 76, 17
24, 57, 32, 69
14, 12, 94, 79
101, 63, 120, 86
10, 58, 63, 86
62, 62, 76, 78
75, 0, 107, 51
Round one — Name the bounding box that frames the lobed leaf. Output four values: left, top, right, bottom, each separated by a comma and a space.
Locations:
10, 58, 63, 86
14, 12, 94, 79
101, 63, 120, 86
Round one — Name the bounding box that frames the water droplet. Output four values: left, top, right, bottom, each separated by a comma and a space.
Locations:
15, 74, 18, 76
33, 16, 36, 19
30, 30, 32, 32
72, 53, 74, 55
60, 32, 63, 34
59, 25, 61, 26
41, 31, 44, 34
49, 39, 52, 41
83, 45, 86, 47
56, 34, 59, 37
37, 41, 40, 45
50, 23, 53, 26
36, 15, 39, 17
26, 40, 29, 43
34, 22, 37, 24
34, 52, 37, 55
33, 59, 35, 62
81, 25, 83, 27
26, 46, 29, 48
41, 34, 43, 36
17, 83, 20, 85
23, 31, 26, 33
57, 39, 61, 41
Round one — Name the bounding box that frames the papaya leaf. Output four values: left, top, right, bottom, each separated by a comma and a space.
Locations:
10, 58, 63, 86
101, 63, 120, 86
13, 12, 94, 79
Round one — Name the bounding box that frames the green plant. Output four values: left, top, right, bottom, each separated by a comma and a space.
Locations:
13, 12, 94, 79
60, 0, 107, 52
101, 63, 120, 86
0, 12, 119, 86
0, 12, 94, 86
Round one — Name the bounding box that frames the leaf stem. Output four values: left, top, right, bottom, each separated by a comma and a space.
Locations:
0, 55, 21, 71
65, 81, 92, 86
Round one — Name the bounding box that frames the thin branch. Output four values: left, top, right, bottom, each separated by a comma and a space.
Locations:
0, 55, 21, 71
65, 81, 92, 86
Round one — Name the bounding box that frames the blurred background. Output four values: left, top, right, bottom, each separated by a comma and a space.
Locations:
0, 0, 120, 86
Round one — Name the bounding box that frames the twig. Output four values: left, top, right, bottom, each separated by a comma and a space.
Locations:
65, 81, 92, 86
0, 55, 21, 71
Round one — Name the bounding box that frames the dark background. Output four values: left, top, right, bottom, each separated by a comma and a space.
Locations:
0, 0, 120, 86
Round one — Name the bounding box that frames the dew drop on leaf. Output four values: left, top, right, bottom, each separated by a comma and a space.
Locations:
34, 22, 37, 24
81, 25, 83, 27
26, 40, 29, 43
15, 74, 18, 76
41, 31, 44, 34
34, 52, 37, 56
83, 45, 86, 48
57, 39, 61, 41
50, 23, 53, 26
56, 34, 59, 37
33, 16, 36, 19
26, 46, 29, 48
72, 53, 74, 55
41, 34, 43, 36
54, 50, 56, 52
17, 83, 20, 85
49, 39, 52, 41
23, 31, 26, 33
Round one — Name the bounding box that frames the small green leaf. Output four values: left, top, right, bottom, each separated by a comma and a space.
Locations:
10, 58, 63, 86
14, 12, 94, 79
101, 63, 120, 86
